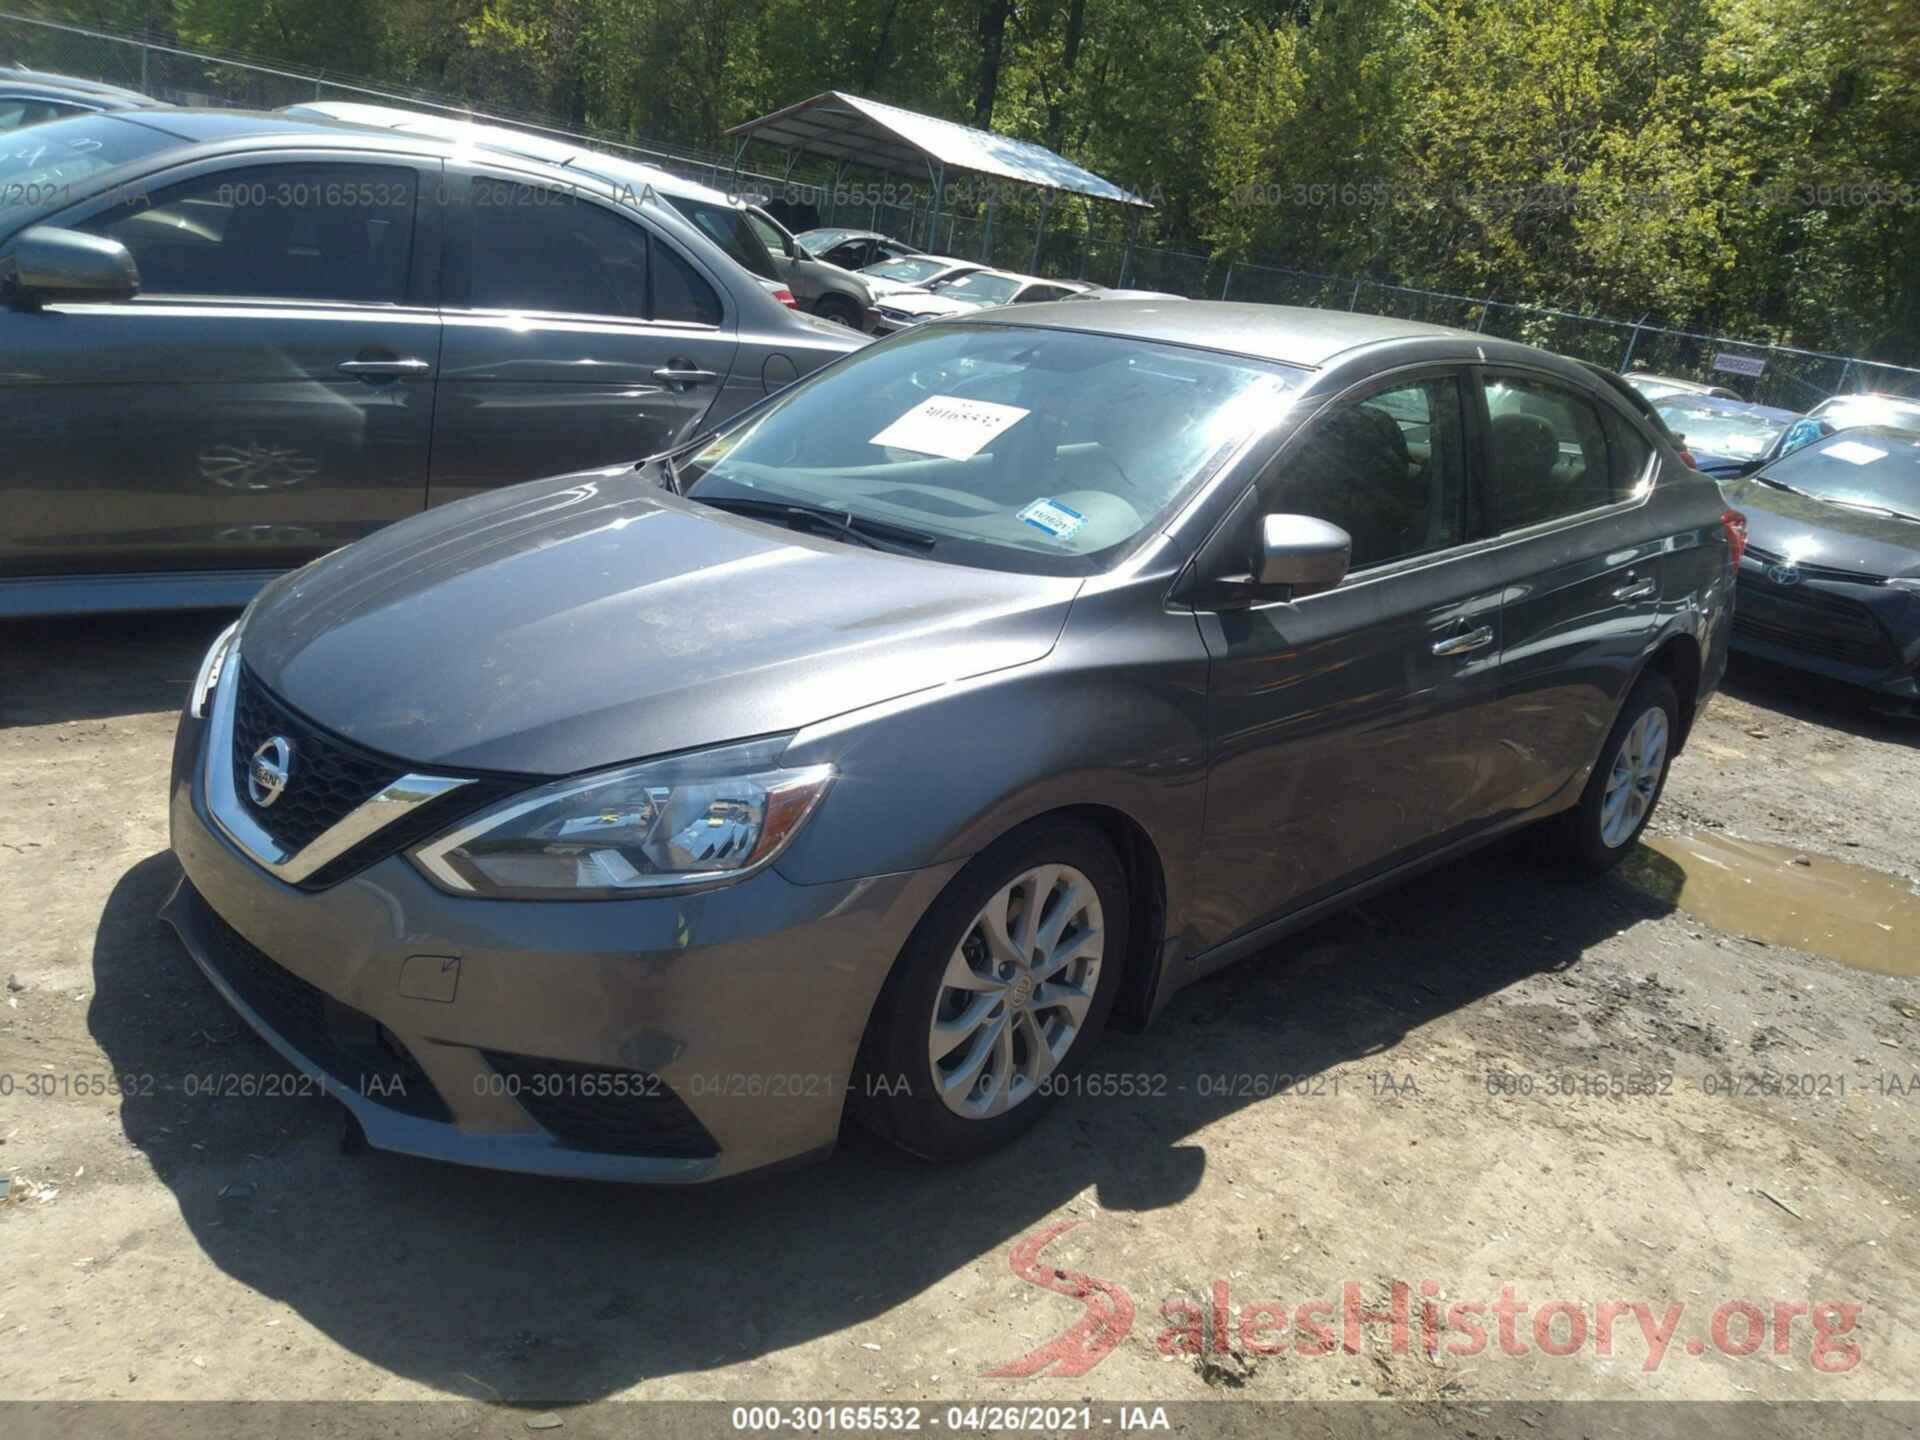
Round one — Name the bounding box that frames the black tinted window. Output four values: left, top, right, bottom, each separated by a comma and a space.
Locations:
84, 162, 415, 302
1267, 375, 1468, 569
466, 179, 649, 318
1603, 408, 1653, 491
651, 238, 721, 325
83, 164, 416, 305
1482, 375, 1615, 529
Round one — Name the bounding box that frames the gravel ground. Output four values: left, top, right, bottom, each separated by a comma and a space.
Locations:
2, 614, 1917, 1429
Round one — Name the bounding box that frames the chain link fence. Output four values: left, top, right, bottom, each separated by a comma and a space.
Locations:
7, 8, 1918, 409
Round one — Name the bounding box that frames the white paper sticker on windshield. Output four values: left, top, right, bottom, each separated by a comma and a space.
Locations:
1824, 440, 1887, 466
1017, 497, 1087, 541
870, 395, 1030, 460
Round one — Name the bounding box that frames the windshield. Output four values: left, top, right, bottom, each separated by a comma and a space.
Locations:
1760, 427, 1920, 518
863, 256, 950, 284
680, 323, 1304, 576
937, 273, 1021, 305
0, 113, 174, 228
1654, 400, 1787, 458
663, 195, 780, 281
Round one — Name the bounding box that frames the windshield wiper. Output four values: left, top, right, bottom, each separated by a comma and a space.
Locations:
1830, 498, 1920, 525
693, 495, 939, 553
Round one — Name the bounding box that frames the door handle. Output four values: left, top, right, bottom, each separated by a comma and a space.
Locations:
1432, 624, 1495, 657
1611, 575, 1657, 601
337, 358, 432, 378
652, 367, 721, 386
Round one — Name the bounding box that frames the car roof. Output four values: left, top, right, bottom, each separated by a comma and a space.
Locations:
1646, 392, 1800, 423
281, 101, 744, 206
0, 66, 157, 106
941, 298, 1471, 368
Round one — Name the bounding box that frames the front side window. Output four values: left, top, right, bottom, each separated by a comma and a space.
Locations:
1481, 374, 1615, 529
681, 323, 1304, 576
1263, 375, 1468, 571
464, 179, 648, 318
82, 162, 416, 303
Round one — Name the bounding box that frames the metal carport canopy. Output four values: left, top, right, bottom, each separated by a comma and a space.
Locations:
724, 91, 1152, 209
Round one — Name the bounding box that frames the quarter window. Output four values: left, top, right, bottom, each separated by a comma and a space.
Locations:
651, 237, 722, 325
83, 162, 416, 303
1481, 374, 1616, 529
1265, 375, 1469, 570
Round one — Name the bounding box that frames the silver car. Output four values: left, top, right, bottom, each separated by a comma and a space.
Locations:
868, 268, 1091, 334
0, 108, 862, 616
743, 204, 874, 328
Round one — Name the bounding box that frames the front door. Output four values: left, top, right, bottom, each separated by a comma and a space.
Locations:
429, 168, 741, 507
1190, 369, 1508, 951
1, 156, 440, 578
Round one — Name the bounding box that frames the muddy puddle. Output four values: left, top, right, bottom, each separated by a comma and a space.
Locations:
1623, 832, 1919, 977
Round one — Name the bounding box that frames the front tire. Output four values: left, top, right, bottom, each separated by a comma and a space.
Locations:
1555, 670, 1679, 870
854, 821, 1128, 1162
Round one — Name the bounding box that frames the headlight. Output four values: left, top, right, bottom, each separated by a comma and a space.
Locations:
188, 621, 240, 719
410, 736, 834, 899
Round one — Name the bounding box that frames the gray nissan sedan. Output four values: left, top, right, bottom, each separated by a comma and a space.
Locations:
163, 302, 1740, 1181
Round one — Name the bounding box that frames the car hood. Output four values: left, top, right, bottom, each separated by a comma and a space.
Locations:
880, 292, 989, 319
239, 466, 1080, 776
1724, 478, 1920, 581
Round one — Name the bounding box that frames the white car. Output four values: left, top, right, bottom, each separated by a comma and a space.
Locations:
868, 269, 1090, 334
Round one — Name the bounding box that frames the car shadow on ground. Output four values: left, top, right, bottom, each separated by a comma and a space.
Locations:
0, 612, 238, 726
1721, 654, 1919, 748
90, 835, 1673, 1403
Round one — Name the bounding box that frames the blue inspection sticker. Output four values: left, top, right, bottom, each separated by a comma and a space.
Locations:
1018, 497, 1087, 541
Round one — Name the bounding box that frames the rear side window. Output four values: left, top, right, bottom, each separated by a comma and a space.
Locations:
81, 162, 416, 303
1602, 409, 1653, 491
651, 238, 721, 325
663, 196, 780, 281
464, 179, 648, 318
1480, 374, 1615, 530
1264, 374, 1469, 570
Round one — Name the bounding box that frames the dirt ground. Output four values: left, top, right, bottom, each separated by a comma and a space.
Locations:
2, 613, 1918, 1429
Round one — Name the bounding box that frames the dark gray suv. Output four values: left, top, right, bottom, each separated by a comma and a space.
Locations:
163, 302, 1740, 1182
0, 109, 863, 616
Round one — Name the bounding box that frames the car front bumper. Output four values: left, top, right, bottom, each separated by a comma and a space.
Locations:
164, 699, 961, 1183
1730, 560, 1920, 701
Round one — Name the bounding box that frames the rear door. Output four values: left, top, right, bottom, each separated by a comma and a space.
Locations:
1472, 367, 1667, 814
2, 152, 440, 579
1191, 367, 1509, 949
430, 165, 740, 507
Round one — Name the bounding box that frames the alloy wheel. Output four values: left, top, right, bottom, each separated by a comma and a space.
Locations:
1599, 705, 1669, 849
929, 864, 1104, 1119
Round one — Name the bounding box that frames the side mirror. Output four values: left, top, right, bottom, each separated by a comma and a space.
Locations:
3, 226, 140, 310
1255, 514, 1351, 597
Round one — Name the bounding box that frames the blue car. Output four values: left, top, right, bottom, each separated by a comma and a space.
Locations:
1652, 393, 1831, 476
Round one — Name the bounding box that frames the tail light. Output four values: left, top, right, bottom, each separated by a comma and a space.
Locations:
1720, 508, 1748, 568
1678, 447, 1699, 469
773, 287, 796, 308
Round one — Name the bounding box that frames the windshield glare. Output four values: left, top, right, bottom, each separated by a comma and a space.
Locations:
939, 273, 1020, 304
680, 324, 1303, 575
1762, 428, 1920, 517
1654, 402, 1786, 457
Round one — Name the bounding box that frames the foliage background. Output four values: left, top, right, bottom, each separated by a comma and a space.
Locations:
10, 0, 1918, 363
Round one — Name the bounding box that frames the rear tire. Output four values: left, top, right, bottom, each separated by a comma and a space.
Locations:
853, 820, 1128, 1163
1554, 670, 1679, 871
